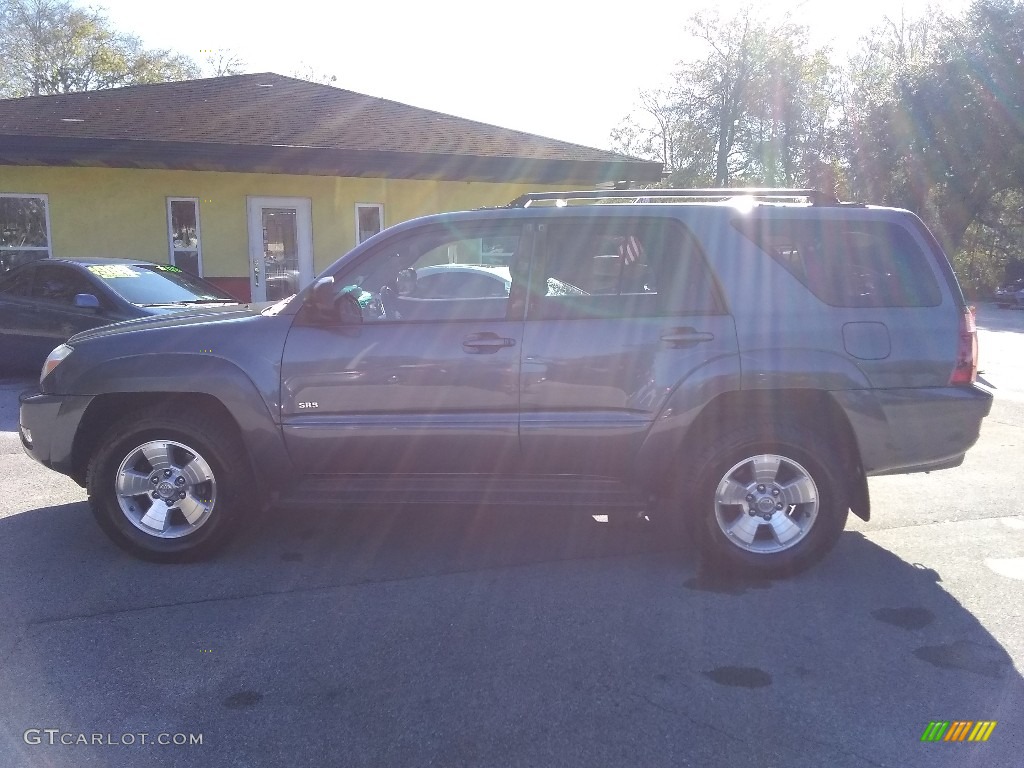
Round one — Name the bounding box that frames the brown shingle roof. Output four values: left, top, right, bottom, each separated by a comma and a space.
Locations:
0, 73, 662, 183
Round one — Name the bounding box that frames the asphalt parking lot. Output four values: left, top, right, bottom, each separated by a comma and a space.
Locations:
1, 304, 1022, 768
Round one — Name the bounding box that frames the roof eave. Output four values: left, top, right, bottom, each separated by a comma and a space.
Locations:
0, 135, 664, 185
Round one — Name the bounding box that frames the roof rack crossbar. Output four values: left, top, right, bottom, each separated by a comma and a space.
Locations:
507, 188, 839, 208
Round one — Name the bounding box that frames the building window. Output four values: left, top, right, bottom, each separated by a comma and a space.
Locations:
167, 198, 202, 275
356, 203, 384, 245
0, 193, 51, 273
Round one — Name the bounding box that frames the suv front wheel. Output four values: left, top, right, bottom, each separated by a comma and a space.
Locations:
86, 408, 249, 562
684, 425, 849, 578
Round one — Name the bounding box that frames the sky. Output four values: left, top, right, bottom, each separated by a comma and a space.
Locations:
88, 0, 969, 151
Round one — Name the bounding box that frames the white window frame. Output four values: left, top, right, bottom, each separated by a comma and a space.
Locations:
166, 197, 203, 274
0, 192, 53, 265
355, 203, 385, 246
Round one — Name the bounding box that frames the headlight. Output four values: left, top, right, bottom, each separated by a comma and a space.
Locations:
40, 344, 73, 386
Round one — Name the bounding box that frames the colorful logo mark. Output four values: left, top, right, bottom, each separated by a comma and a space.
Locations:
921, 721, 997, 742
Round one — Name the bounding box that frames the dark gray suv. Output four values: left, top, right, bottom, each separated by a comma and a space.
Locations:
19, 189, 992, 577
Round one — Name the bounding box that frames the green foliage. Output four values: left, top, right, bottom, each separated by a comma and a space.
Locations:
0, 0, 199, 97
957, 190, 1024, 296
847, 0, 1024, 259
612, 0, 1024, 295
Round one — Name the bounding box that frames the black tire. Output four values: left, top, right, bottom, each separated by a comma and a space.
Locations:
86, 407, 252, 562
677, 424, 849, 578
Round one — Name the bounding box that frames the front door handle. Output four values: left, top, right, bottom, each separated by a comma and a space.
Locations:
463, 332, 517, 354
660, 327, 715, 347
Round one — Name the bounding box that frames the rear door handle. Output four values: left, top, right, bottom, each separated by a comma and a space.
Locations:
660, 327, 715, 347
462, 332, 517, 354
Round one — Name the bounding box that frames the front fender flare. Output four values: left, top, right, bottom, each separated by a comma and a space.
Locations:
67, 354, 292, 493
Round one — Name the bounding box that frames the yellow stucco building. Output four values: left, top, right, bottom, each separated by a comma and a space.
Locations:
0, 73, 661, 301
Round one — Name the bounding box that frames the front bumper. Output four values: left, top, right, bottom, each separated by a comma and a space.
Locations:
19, 390, 93, 481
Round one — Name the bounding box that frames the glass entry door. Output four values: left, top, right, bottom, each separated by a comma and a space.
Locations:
246, 197, 313, 302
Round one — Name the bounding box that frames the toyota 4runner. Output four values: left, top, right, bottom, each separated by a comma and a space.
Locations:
19, 189, 993, 577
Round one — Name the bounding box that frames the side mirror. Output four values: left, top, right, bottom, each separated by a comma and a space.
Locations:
336, 291, 363, 325
310, 276, 362, 325
74, 293, 101, 311
311, 276, 337, 315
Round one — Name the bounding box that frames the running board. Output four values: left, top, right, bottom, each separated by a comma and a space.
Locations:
277, 474, 648, 511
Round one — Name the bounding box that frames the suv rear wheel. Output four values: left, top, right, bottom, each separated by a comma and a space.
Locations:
682, 424, 849, 578
86, 409, 250, 562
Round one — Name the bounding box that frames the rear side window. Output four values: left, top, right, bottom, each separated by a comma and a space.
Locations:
531, 217, 722, 319
733, 217, 942, 308
33, 264, 97, 305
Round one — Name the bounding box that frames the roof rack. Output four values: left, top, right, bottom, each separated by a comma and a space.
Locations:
506, 188, 841, 208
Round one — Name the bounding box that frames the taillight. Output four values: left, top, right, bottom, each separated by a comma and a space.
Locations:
949, 305, 978, 386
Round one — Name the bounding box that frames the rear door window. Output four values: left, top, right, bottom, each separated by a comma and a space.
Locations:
733, 216, 942, 308
530, 217, 722, 319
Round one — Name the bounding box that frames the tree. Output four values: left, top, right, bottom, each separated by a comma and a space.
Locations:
845, 0, 1024, 256
0, 0, 199, 98
841, 9, 952, 214
289, 62, 337, 85
957, 190, 1024, 295
609, 89, 675, 170
202, 48, 247, 78
920, 0, 1024, 255
611, 5, 840, 189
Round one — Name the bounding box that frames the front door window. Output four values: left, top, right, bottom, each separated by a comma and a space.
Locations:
340, 222, 522, 324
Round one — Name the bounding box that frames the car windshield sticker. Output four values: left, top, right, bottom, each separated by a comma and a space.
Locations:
87, 264, 141, 279
154, 265, 183, 273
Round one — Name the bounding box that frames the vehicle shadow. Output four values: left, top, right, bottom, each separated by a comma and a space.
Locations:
0, 502, 1019, 768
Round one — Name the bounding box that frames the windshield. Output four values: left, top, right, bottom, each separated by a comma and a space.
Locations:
85, 264, 237, 305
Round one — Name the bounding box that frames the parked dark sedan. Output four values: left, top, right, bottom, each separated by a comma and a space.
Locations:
0, 258, 240, 374
995, 278, 1024, 309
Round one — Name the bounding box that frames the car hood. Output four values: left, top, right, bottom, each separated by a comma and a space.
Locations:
68, 304, 262, 344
